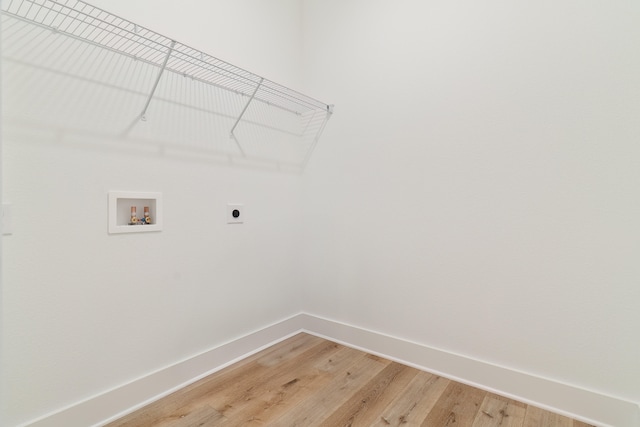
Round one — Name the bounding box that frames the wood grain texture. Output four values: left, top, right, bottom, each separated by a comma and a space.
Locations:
374, 371, 450, 426
422, 382, 488, 426
317, 361, 418, 426
472, 393, 526, 427
106, 333, 595, 427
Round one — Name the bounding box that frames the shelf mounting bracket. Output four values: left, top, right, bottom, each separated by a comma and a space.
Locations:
230, 77, 264, 157
140, 40, 176, 121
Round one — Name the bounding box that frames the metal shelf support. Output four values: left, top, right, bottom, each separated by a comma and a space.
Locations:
1, 0, 333, 169
230, 77, 264, 156
140, 40, 176, 121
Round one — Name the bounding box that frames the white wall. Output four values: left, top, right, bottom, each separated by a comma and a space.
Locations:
92, 0, 304, 89
1, 1, 306, 425
301, 0, 640, 405
3, 1, 640, 425
0, 8, 4, 427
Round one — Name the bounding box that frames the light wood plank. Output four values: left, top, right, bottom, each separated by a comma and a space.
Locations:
107, 333, 326, 427
317, 361, 419, 426
373, 370, 450, 426
421, 382, 488, 426
208, 339, 343, 422
215, 343, 353, 425
153, 404, 224, 427
108, 333, 596, 427
268, 351, 389, 426
472, 393, 526, 427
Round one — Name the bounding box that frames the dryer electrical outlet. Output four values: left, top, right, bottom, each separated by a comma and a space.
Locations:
227, 204, 244, 224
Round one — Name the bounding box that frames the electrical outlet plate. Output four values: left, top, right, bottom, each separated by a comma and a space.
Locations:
227, 204, 244, 224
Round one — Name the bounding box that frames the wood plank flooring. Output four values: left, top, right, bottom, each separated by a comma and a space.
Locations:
106, 333, 594, 427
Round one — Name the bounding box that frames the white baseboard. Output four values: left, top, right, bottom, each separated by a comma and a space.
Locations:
20, 312, 639, 427
298, 313, 640, 427
21, 314, 305, 427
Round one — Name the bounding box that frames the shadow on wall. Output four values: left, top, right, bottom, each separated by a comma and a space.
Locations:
1, 1, 331, 174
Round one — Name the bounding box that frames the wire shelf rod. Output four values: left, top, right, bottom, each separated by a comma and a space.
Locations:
3, 0, 332, 169
169, 48, 263, 88
1, 0, 331, 116
302, 110, 320, 136
230, 77, 264, 137
37, 0, 56, 24
53, 27, 96, 72
31, 1, 262, 91
140, 39, 176, 121
21, 4, 306, 112
13, 35, 317, 118
165, 47, 323, 111
3, 35, 317, 120
160, 46, 323, 114
162, 71, 307, 117
301, 110, 332, 169
230, 77, 264, 156
4, 10, 168, 65
23, 1, 173, 61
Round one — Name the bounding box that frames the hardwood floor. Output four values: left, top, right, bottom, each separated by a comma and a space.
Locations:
106, 333, 594, 427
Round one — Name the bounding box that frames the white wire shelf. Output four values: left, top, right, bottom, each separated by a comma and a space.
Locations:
1, 0, 333, 169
